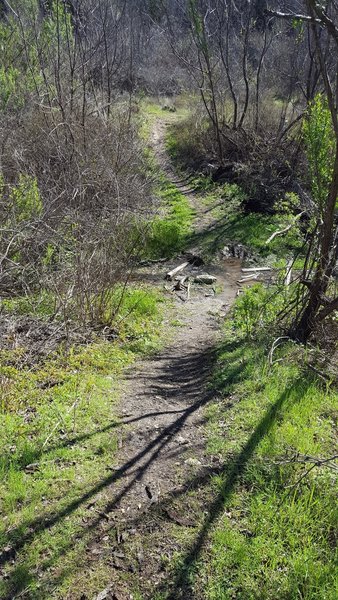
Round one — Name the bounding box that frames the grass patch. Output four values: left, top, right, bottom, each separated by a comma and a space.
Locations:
0, 285, 165, 599
1, 290, 57, 319
165, 115, 207, 169
202, 337, 337, 598
187, 182, 303, 262
135, 99, 196, 259
195, 315, 337, 599
224, 211, 303, 260
145, 177, 195, 258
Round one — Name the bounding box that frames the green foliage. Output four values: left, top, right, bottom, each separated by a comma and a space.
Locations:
144, 179, 195, 258
10, 175, 43, 222
147, 218, 185, 257
42, 0, 73, 48
232, 283, 285, 337
303, 95, 335, 213
188, 0, 203, 36
188, 0, 207, 52
225, 211, 303, 259
0, 66, 21, 110
2, 290, 56, 319
0, 10, 40, 109
0, 1, 74, 112
165, 116, 207, 169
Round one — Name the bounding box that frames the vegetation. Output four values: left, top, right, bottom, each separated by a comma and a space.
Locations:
145, 178, 195, 258
0, 286, 165, 599
202, 324, 337, 599
0, 1, 337, 599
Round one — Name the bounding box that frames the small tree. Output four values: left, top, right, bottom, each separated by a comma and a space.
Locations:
269, 1, 338, 341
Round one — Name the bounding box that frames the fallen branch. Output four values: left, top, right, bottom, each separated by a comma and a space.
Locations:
165, 262, 189, 281
286, 454, 338, 490
265, 213, 304, 245
275, 452, 338, 471
237, 275, 259, 283
265, 8, 320, 24
241, 267, 271, 273
139, 257, 167, 266
304, 362, 332, 382
268, 336, 293, 366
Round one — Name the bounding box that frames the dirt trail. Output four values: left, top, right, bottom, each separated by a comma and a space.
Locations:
89, 118, 241, 598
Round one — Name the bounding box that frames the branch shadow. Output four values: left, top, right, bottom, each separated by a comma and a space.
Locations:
12, 409, 191, 472
0, 341, 224, 598
24, 377, 305, 600
159, 378, 308, 599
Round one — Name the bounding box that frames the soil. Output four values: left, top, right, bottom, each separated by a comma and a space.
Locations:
83, 118, 242, 600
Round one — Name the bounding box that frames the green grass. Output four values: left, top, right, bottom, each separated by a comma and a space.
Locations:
144, 177, 195, 258
224, 211, 303, 260
0, 285, 166, 599
199, 331, 337, 599
184, 179, 303, 263
1, 289, 57, 318
134, 99, 196, 259
138, 97, 190, 142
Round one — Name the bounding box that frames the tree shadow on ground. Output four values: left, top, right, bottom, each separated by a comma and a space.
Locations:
187, 213, 235, 255
0, 340, 223, 598
159, 378, 309, 599
0, 338, 297, 600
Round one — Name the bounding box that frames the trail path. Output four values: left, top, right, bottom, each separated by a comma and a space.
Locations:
90, 117, 241, 599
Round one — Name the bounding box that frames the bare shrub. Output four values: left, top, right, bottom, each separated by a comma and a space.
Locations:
0, 101, 152, 327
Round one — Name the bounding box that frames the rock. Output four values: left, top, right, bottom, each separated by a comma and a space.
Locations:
95, 585, 113, 600
161, 104, 176, 112
185, 458, 202, 467
194, 274, 217, 285
176, 436, 189, 445
221, 243, 249, 259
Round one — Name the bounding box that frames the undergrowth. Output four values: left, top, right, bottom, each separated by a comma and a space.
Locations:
166, 118, 304, 264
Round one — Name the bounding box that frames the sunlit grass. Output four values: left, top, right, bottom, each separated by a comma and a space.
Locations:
0, 285, 166, 599
199, 323, 337, 600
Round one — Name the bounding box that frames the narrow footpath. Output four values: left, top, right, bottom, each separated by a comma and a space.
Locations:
89, 117, 241, 599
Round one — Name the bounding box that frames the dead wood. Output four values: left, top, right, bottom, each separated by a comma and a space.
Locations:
241, 267, 272, 273
265, 213, 304, 245
165, 262, 189, 281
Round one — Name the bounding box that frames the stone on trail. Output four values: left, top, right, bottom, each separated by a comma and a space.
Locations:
185, 457, 202, 467
194, 273, 217, 285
